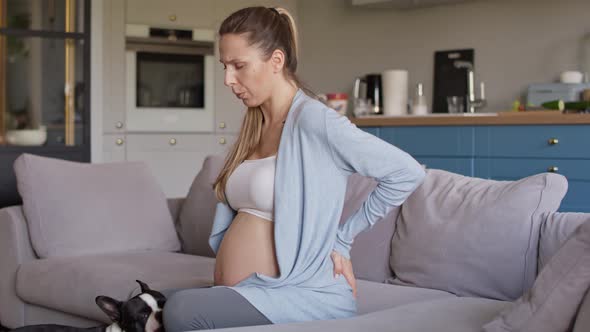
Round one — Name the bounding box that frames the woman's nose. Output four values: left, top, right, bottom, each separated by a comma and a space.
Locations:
224, 70, 236, 87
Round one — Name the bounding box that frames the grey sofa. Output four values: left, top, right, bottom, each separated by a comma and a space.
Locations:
1, 153, 589, 332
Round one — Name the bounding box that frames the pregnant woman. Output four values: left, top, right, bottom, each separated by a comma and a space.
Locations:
161, 6, 426, 331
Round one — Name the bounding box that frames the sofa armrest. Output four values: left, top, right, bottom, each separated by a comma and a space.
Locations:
0, 206, 38, 328
574, 289, 590, 332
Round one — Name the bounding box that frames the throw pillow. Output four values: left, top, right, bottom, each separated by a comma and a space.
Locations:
482, 220, 590, 332
389, 169, 568, 301
177, 153, 226, 258
13, 153, 181, 258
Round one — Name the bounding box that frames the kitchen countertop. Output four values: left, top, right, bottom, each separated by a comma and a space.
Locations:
348, 110, 590, 126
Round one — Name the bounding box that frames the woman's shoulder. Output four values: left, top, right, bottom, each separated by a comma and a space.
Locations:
294, 92, 340, 134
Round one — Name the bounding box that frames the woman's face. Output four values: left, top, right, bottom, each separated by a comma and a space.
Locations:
219, 33, 277, 107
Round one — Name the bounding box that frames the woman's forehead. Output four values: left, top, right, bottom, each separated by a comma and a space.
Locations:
219, 34, 258, 62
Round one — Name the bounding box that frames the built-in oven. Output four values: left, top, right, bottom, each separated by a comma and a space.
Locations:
125, 24, 215, 132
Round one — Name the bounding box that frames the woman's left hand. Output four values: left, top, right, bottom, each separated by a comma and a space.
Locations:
331, 250, 357, 298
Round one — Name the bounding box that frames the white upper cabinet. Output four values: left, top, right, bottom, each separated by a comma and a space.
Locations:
351, 0, 475, 9
126, 0, 216, 29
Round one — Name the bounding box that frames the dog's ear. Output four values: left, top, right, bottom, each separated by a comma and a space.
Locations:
96, 296, 122, 323
136, 280, 151, 293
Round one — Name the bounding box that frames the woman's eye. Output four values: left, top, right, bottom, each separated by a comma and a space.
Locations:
235, 64, 244, 70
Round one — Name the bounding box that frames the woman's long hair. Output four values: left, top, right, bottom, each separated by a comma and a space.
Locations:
212, 6, 318, 204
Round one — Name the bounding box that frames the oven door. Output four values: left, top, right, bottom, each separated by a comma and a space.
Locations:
125, 48, 214, 132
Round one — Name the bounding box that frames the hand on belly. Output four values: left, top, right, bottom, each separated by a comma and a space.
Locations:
214, 212, 279, 286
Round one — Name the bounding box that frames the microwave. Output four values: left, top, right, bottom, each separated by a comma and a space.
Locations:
125, 24, 215, 132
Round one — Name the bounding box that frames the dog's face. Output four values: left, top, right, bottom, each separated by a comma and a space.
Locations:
96, 280, 166, 332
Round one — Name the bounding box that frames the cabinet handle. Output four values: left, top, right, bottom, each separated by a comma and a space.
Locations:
548, 166, 559, 173
116, 138, 124, 146
219, 122, 226, 129
169, 138, 177, 145
115, 121, 124, 129
219, 137, 226, 144
169, 14, 177, 21
548, 138, 559, 145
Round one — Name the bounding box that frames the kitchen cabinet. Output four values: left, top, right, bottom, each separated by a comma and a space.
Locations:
126, 0, 216, 29
125, 133, 236, 198
359, 124, 590, 212
351, 0, 475, 9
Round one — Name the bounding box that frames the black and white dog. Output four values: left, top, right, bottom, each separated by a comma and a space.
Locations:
7, 280, 166, 332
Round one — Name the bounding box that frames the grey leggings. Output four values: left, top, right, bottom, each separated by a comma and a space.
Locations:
161, 286, 272, 331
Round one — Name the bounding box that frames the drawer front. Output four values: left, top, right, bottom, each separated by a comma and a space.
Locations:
126, 133, 215, 151
415, 157, 473, 177
474, 158, 590, 181
380, 126, 474, 157
474, 125, 590, 159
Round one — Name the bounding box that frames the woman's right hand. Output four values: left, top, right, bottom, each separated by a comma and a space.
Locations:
331, 250, 357, 298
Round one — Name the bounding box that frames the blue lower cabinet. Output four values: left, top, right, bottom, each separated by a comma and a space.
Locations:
380, 126, 474, 157
356, 124, 590, 213
474, 125, 590, 159
414, 157, 473, 176
474, 158, 590, 212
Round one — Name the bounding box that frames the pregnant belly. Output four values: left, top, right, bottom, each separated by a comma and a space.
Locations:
214, 211, 280, 286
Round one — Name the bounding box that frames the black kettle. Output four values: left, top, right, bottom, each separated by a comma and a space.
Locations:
353, 74, 383, 115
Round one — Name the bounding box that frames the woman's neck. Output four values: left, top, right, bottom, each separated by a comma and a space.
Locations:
260, 81, 299, 127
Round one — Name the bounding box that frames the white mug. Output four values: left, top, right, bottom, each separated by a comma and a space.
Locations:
382, 69, 408, 116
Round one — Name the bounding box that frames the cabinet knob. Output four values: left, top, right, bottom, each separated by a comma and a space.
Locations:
548, 138, 559, 145
115, 121, 124, 129
169, 138, 177, 145
116, 138, 124, 146
218, 122, 226, 129
548, 166, 559, 173
169, 14, 177, 21
219, 137, 226, 144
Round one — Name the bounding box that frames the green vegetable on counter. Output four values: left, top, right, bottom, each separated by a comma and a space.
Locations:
541, 99, 590, 111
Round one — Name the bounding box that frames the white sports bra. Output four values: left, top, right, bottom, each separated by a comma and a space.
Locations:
225, 154, 276, 222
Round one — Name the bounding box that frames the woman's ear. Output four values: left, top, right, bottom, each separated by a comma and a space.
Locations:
270, 49, 286, 73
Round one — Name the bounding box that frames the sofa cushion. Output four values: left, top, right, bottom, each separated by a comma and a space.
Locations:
356, 279, 454, 315
210, 297, 510, 332
482, 220, 590, 332
538, 212, 590, 272
340, 173, 400, 283
13, 153, 181, 258
178, 154, 226, 258
389, 169, 568, 301
16, 251, 215, 324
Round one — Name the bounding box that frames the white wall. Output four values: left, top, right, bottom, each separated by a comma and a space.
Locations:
297, 0, 590, 112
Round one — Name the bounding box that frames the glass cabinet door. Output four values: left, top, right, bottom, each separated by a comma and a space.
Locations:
0, 0, 87, 147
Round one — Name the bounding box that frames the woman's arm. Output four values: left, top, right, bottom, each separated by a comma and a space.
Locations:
324, 109, 426, 259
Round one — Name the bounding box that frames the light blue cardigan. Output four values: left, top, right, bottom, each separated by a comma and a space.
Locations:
208, 88, 426, 324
